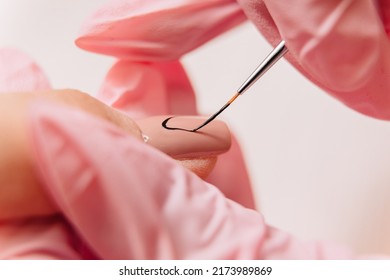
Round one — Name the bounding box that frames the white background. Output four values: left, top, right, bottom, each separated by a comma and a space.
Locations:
1, 0, 390, 256
1, 260, 389, 279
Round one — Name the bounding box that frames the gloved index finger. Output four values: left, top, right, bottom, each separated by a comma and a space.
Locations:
76, 0, 247, 61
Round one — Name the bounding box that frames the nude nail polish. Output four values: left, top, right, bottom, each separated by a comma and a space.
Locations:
136, 116, 231, 159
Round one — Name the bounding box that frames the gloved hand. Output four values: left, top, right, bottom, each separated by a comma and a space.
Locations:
77, 0, 390, 120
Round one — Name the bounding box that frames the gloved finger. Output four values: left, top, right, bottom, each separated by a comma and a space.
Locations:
76, 0, 246, 61
237, 0, 390, 119
0, 48, 51, 92
97, 60, 197, 119
30, 98, 358, 259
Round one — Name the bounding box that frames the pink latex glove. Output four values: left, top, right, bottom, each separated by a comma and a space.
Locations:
237, 0, 390, 120
77, 0, 390, 120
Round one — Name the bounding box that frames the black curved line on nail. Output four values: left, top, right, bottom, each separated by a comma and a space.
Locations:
161, 117, 196, 132
162, 92, 240, 133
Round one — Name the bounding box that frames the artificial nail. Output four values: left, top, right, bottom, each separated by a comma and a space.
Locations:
136, 116, 231, 159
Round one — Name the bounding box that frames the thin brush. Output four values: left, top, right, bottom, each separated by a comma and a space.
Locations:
162, 40, 288, 132
162, 93, 240, 132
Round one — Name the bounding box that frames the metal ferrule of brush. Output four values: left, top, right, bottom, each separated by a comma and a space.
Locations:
237, 40, 288, 95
